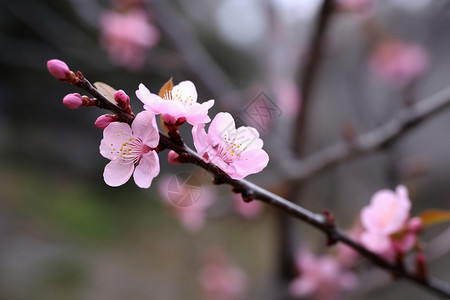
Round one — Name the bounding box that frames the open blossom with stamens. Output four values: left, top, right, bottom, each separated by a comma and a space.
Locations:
360, 185, 412, 254
136, 81, 215, 125
192, 112, 269, 180
99, 111, 160, 188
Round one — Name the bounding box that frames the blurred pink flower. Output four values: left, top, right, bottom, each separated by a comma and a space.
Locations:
360, 185, 411, 254
192, 112, 269, 180
136, 81, 215, 125
99, 111, 160, 188
369, 40, 429, 87
233, 193, 263, 219
274, 78, 301, 120
158, 175, 215, 233
290, 250, 357, 300
199, 249, 247, 300
100, 9, 159, 71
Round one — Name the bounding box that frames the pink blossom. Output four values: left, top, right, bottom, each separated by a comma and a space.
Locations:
360, 185, 412, 254
136, 81, 215, 125
233, 193, 263, 219
62, 93, 83, 109
47, 59, 71, 81
99, 111, 160, 188
100, 9, 159, 71
199, 249, 247, 300
274, 78, 301, 120
192, 112, 269, 180
290, 250, 357, 300
95, 114, 119, 129
158, 175, 215, 232
369, 40, 429, 87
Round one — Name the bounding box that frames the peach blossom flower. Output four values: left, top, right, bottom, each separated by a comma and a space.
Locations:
136, 81, 215, 125
99, 111, 159, 188
192, 112, 269, 180
360, 185, 412, 254
290, 250, 357, 300
199, 249, 247, 300
369, 40, 429, 87
100, 9, 159, 71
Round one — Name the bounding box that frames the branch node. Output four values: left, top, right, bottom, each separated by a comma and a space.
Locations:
323, 210, 338, 246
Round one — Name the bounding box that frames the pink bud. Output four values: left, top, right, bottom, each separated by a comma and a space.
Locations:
95, 114, 118, 129
47, 59, 71, 81
114, 90, 130, 108
63, 93, 83, 109
408, 217, 423, 233
167, 150, 181, 164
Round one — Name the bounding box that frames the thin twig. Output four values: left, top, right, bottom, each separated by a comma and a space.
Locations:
64, 72, 450, 299
292, 0, 335, 154
282, 84, 450, 182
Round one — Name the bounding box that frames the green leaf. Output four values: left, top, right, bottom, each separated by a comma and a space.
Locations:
419, 209, 450, 227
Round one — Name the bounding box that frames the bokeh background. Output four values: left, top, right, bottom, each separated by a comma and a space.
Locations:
2, 0, 450, 299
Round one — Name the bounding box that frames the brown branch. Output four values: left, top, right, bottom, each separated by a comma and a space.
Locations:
283, 84, 450, 182
62, 73, 450, 299
292, 0, 335, 155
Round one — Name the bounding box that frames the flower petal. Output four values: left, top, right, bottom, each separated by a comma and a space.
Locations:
133, 151, 160, 188
208, 112, 236, 145
172, 80, 198, 103
103, 159, 134, 187
232, 148, 269, 179
185, 99, 214, 125
136, 83, 162, 113
131, 111, 159, 147
192, 124, 212, 159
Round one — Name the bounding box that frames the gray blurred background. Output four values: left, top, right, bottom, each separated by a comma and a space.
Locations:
2, 0, 450, 299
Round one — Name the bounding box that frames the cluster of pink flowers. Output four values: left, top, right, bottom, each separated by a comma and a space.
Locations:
360, 185, 422, 257
96, 79, 270, 187
47, 59, 270, 188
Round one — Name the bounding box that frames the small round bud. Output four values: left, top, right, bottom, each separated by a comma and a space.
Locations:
95, 114, 118, 129
63, 93, 83, 109
167, 150, 181, 164
114, 90, 130, 108
408, 217, 423, 233
47, 59, 71, 81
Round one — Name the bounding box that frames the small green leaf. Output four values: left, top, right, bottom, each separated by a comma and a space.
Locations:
419, 209, 450, 227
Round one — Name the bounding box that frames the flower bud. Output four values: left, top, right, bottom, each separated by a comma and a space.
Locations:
114, 90, 130, 108
95, 114, 118, 129
63, 93, 83, 109
167, 150, 181, 164
47, 59, 71, 81
408, 217, 423, 233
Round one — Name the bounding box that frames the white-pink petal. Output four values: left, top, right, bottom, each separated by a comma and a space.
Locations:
133, 151, 160, 188
131, 110, 159, 147
103, 159, 134, 187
